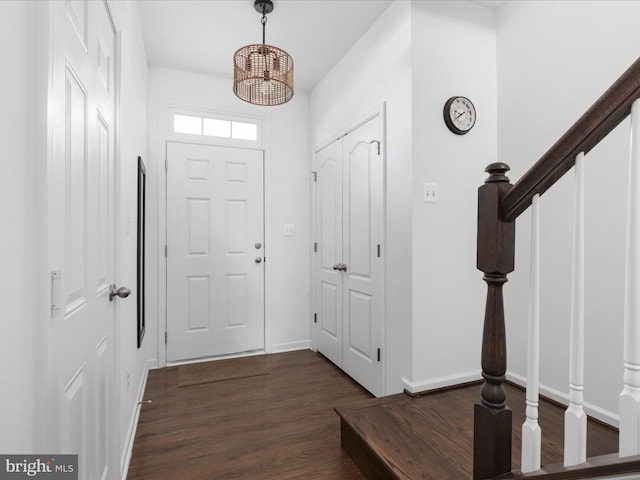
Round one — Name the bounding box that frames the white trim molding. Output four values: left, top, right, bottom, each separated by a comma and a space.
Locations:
402, 370, 482, 394
271, 341, 311, 354
120, 359, 153, 479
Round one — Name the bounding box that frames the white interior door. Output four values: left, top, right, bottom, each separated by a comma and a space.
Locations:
315, 139, 343, 366
341, 116, 384, 396
166, 142, 265, 362
314, 112, 384, 396
49, 1, 119, 478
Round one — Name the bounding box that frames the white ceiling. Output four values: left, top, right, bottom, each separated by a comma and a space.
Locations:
137, 0, 394, 92
137, 0, 506, 93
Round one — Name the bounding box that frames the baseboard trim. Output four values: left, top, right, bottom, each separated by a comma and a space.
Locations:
120, 358, 153, 480
402, 370, 482, 394
270, 340, 311, 353
506, 370, 620, 428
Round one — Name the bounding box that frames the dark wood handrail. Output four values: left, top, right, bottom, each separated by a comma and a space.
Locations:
501, 56, 640, 223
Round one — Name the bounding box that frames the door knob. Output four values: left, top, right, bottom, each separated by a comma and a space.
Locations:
339, 264, 348, 272
109, 284, 131, 302
255, 257, 263, 264
333, 264, 339, 270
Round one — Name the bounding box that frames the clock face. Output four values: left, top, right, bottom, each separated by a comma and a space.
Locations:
444, 96, 476, 135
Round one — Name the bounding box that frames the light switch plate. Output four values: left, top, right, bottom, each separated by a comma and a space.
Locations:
422, 182, 438, 203
283, 224, 295, 236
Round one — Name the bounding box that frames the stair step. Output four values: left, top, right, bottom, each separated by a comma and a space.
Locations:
335, 382, 619, 480
336, 384, 477, 479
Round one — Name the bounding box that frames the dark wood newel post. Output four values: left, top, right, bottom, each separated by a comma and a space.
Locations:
474, 162, 515, 480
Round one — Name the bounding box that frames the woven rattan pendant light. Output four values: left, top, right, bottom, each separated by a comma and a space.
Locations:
233, 0, 293, 106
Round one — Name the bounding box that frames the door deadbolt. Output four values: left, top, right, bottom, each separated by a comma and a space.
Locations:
255, 242, 262, 249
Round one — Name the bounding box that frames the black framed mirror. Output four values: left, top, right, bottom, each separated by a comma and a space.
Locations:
137, 156, 146, 348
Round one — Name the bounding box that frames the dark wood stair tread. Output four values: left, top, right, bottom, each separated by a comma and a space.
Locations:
337, 385, 476, 479
336, 383, 619, 480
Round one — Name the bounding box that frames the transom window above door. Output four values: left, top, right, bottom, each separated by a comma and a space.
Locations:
169, 110, 261, 144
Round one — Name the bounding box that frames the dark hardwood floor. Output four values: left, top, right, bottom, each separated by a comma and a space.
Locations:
127, 350, 619, 479
127, 350, 371, 479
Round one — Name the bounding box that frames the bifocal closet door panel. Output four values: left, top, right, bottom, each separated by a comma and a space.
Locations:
314, 110, 385, 397
341, 114, 384, 397
315, 140, 344, 366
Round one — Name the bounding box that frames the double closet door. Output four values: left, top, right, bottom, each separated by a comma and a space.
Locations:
314, 112, 384, 397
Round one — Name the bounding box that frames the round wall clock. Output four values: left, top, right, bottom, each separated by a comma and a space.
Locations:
443, 96, 476, 135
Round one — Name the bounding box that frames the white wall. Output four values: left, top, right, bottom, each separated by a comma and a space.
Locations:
0, 0, 40, 453
498, 0, 640, 425
310, 0, 413, 394
147, 67, 311, 363
409, 0, 497, 389
111, 1, 152, 474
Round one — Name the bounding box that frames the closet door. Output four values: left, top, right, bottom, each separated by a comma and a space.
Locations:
342, 115, 384, 396
315, 140, 343, 366
314, 111, 385, 397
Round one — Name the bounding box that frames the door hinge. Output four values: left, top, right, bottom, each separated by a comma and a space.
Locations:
314, 313, 317, 324
165, 331, 167, 345
312, 171, 317, 182
314, 242, 317, 253
164, 245, 167, 257
377, 348, 381, 362
377, 244, 381, 258
165, 157, 168, 172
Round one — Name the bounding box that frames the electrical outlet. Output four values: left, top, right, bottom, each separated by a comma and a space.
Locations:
422, 182, 439, 203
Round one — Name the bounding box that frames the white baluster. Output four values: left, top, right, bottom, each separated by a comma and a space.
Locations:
522, 194, 542, 473
564, 151, 587, 467
620, 98, 640, 457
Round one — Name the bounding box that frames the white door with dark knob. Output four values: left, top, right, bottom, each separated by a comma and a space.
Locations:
48, 2, 120, 477
166, 142, 265, 361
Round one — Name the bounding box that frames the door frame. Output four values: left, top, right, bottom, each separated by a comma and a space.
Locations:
311, 102, 387, 395
42, 0, 123, 471
156, 102, 270, 367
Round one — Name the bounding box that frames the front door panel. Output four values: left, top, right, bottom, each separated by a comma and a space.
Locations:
167, 142, 265, 361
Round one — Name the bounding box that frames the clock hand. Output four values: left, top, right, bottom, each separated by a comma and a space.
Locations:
455, 111, 466, 120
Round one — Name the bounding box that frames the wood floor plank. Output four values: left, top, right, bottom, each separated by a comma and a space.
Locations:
127, 350, 370, 480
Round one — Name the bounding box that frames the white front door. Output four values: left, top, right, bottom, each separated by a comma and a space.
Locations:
48, 1, 119, 478
166, 142, 265, 362
314, 112, 384, 396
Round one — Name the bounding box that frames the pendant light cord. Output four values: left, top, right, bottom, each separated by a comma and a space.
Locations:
261, 6, 267, 45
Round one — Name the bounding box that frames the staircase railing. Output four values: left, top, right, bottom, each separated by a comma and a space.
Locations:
474, 57, 640, 479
